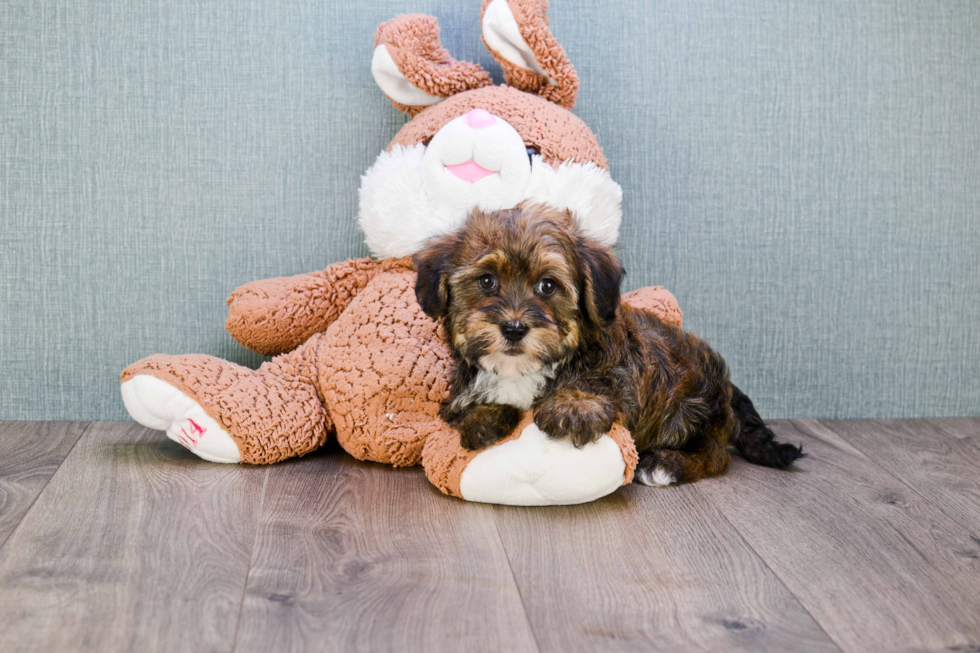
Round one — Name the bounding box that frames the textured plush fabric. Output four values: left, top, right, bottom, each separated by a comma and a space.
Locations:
422, 413, 637, 498
226, 257, 385, 356
375, 14, 492, 116
422, 413, 530, 498
118, 0, 663, 504
121, 346, 331, 465
480, 0, 579, 109
387, 85, 608, 169
621, 287, 683, 330
122, 261, 680, 470
2, 0, 979, 420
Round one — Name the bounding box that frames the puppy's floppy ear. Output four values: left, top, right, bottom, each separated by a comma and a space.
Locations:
577, 238, 625, 324
413, 233, 457, 319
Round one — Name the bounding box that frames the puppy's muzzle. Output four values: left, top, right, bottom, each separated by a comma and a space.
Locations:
501, 321, 528, 342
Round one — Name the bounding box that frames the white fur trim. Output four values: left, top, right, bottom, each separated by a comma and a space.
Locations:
121, 375, 241, 464
359, 144, 457, 258
459, 422, 626, 505
525, 157, 622, 246
358, 145, 622, 258
371, 44, 442, 107
482, 0, 556, 85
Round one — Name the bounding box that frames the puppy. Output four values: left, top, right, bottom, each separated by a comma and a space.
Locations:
413, 204, 803, 486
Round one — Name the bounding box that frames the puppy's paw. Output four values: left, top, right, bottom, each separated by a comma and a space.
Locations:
635, 449, 680, 487
636, 465, 677, 487
458, 421, 510, 450
455, 404, 523, 450
534, 391, 616, 448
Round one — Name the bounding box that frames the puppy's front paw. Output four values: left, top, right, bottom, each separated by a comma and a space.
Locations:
458, 421, 509, 450
455, 404, 523, 451
534, 392, 616, 448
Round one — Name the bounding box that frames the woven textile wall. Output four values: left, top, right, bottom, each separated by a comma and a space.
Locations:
2, 0, 978, 419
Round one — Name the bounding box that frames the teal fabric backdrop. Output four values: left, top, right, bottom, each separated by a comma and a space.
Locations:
2, 0, 978, 420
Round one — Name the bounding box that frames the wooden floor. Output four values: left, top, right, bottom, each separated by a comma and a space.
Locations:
0, 420, 978, 652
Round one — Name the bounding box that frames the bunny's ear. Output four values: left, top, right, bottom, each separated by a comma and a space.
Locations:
480, 0, 579, 109
373, 14, 493, 117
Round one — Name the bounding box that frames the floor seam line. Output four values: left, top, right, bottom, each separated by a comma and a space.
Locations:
0, 421, 92, 556
808, 419, 980, 536
692, 480, 848, 653
230, 466, 271, 653
490, 508, 544, 653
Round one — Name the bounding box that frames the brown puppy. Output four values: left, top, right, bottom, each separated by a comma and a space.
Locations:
414, 204, 802, 486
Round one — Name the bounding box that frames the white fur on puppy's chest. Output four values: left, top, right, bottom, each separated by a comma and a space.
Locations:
472, 363, 553, 411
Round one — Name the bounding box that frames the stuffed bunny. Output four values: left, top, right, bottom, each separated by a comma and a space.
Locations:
121, 0, 682, 505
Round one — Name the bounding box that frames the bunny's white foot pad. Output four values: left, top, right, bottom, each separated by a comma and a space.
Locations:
459, 423, 627, 506
121, 375, 241, 463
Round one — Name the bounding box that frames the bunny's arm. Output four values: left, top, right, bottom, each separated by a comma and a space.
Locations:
621, 286, 683, 329
226, 258, 384, 356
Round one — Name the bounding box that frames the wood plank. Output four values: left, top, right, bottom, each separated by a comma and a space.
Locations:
0, 422, 87, 550
930, 417, 980, 441
821, 418, 980, 532
697, 420, 980, 653
491, 482, 840, 652
0, 422, 266, 653
234, 447, 540, 653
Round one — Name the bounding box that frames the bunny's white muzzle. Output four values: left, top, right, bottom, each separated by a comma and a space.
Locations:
358, 112, 623, 259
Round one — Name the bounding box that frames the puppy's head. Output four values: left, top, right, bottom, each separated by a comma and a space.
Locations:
414, 204, 625, 376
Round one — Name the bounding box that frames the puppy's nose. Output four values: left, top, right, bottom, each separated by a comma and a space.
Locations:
466, 109, 496, 129
501, 321, 528, 342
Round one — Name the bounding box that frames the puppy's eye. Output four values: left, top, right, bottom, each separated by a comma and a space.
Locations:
526, 146, 540, 163
478, 274, 497, 291
536, 278, 558, 296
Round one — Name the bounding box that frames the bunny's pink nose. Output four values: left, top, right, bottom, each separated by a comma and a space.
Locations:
465, 109, 496, 129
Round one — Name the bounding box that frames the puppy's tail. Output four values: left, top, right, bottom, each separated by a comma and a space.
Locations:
730, 384, 804, 468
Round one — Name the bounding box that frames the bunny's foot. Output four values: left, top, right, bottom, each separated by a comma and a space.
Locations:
122, 373, 241, 463
422, 413, 637, 506
120, 337, 332, 464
